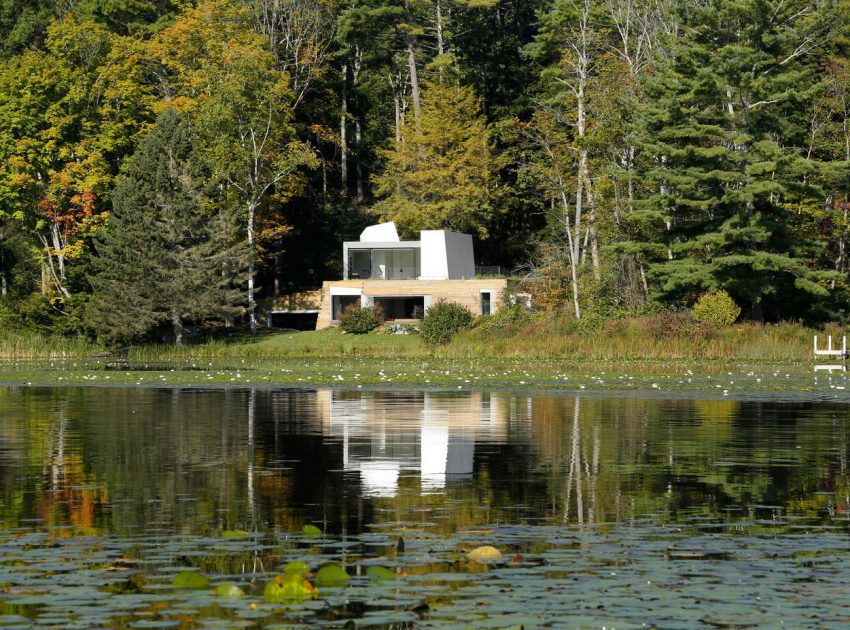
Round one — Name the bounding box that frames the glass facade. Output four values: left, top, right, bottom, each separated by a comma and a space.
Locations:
347, 248, 420, 280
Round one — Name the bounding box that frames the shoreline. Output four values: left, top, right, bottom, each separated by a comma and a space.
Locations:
2, 356, 848, 403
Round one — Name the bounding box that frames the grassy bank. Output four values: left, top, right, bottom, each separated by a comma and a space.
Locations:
0, 319, 829, 363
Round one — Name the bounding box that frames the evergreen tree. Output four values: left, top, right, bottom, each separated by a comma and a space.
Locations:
373, 78, 504, 238
88, 108, 246, 345
630, 0, 841, 320
0, 0, 53, 57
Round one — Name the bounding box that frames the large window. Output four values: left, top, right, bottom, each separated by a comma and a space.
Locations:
348, 248, 420, 280
332, 295, 360, 320
374, 296, 425, 320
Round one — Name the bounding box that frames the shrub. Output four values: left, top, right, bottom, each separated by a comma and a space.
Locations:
692, 291, 741, 328
339, 304, 383, 334
419, 300, 473, 347
472, 302, 531, 332
643, 308, 713, 340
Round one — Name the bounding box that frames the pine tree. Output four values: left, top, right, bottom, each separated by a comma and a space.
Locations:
631, 0, 840, 320
88, 108, 246, 345
373, 78, 504, 238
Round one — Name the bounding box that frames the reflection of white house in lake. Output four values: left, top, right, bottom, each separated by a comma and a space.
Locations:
316, 390, 510, 497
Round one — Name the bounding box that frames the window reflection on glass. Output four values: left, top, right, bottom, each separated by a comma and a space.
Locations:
348, 248, 420, 280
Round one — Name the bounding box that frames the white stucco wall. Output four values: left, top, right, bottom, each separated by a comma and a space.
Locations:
419, 231, 476, 280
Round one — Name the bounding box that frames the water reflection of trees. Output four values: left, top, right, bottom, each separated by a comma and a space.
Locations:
532, 397, 850, 525
1, 387, 850, 535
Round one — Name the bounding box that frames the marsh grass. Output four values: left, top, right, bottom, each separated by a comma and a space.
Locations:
446, 318, 823, 361
1, 317, 834, 364
0, 332, 102, 360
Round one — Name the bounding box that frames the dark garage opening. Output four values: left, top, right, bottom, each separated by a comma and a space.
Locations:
374, 296, 425, 320
268, 311, 319, 330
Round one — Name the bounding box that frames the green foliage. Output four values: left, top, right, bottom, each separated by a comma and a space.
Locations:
339, 304, 383, 334
644, 309, 712, 341
419, 300, 473, 347
88, 108, 247, 345
473, 302, 532, 333
692, 291, 742, 328
0, 0, 52, 57
630, 0, 841, 319
373, 79, 505, 238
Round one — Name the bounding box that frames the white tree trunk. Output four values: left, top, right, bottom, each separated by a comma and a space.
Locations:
247, 202, 258, 335
340, 62, 348, 193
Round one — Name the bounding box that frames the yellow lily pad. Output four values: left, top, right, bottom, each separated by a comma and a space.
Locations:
467, 546, 503, 562
263, 574, 317, 602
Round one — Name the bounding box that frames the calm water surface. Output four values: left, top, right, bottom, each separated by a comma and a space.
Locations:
1, 386, 849, 627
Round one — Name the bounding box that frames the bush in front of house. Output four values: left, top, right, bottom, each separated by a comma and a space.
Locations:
419, 300, 473, 347
692, 290, 741, 328
340, 304, 383, 334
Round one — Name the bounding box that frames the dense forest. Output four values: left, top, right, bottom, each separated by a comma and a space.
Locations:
1, 0, 849, 342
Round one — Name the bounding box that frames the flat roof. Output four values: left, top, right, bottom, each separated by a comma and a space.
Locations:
344, 241, 421, 249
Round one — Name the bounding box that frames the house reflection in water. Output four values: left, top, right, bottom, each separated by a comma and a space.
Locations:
316, 391, 511, 497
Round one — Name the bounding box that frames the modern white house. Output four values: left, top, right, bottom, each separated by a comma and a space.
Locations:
343, 222, 476, 282
258, 222, 510, 329
315, 222, 508, 328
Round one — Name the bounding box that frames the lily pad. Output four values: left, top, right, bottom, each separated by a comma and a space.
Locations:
467, 546, 503, 562
283, 560, 311, 576
366, 565, 396, 583
222, 530, 251, 540
315, 563, 350, 588
172, 571, 211, 590
213, 583, 245, 598
263, 574, 317, 602
302, 525, 322, 538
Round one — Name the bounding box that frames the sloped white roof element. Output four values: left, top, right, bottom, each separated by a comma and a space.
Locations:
360, 222, 400, 242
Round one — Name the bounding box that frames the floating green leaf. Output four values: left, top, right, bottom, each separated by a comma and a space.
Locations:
263, 574, 317, 602
284, 560, 311, 576
302, 524, 322, 538
172, 571, 211, 590
222, 530, 250, 539
315, 563, 349, 588
213, 583, 245, 598
366, 565, 396, 583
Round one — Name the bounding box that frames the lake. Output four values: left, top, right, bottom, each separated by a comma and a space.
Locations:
1, 385, 849, 627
